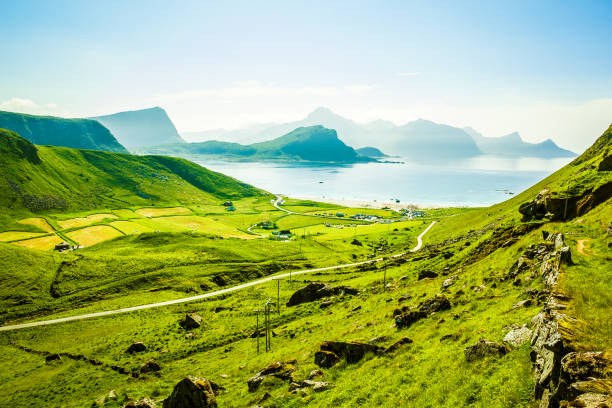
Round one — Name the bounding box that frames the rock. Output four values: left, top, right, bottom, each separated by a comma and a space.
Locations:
419, 294, 451, 314
309, 369, 324, 379
127, 342, 147, 354
503, 325, 533, 347
247, 361, 297, 392
464, 339, 510, 362
512, 299, 533, 309
368, 336, 389, 344
45, 353, 60, 362
124, 398, 158, 408
314, 350, 340, 368
258, 392, 271, 404
180, 313, 202, 330
313, 381, 333, 392
598, 155, 612, 171
384, 337, 413, 353
286, 283, 358, 307
140, 360, 161, 374
108, 390, 117, 400
559, 246, 572, 265
395, 310, 427, 329
319, 341, 383, 364
351, 305, 362, 312
561, 352, 610, 384
441, 275, 458, 290
163, 376, 218, 408
319, 300, 334, 309
418, 270, 438, 280
562, 392, 612, 407
350, 238, 362, 246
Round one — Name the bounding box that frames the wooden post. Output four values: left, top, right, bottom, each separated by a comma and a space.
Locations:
256, 311, 260, 354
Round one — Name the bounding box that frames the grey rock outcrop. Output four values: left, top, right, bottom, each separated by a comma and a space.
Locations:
464, 339, 510, 361
286, 283, 358, 306
163, 377, 219, 408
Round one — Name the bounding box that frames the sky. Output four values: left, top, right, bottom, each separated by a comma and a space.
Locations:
1, 0, 611, 152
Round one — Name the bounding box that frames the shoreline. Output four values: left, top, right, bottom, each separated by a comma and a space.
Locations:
283, 195, 476, 210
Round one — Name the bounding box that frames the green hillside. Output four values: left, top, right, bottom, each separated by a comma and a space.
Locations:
0, 126, 609, 408
138, 125, 374, 163
90, 107, 186, 149
0, 110, 127, 153
0, 128, 264, 219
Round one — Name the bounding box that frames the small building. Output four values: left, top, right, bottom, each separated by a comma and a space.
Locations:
279, 229, 291, 235
222, 201, 233, 207
336, 212, 345, 217
226, 206, 236, 211
54, 242, 71, 251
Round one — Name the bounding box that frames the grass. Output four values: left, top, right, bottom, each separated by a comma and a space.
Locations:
135, 207, 192, 217
0, 231, 46, 242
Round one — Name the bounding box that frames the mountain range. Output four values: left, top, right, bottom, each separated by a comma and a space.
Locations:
138, 125, 374, 163
183, 107, 576, 160
89, 107, 185, 148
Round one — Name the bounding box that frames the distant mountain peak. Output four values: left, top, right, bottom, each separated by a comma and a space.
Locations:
306, 107, 338, 121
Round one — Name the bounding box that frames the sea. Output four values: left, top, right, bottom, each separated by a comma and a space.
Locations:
196, 156, 573, 208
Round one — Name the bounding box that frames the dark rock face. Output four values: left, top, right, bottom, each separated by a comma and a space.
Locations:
383, 337, 413, 353
124, 398, 158, 408
418, 270, 438, 280
286, 283, 358, 307
314, 350, 340, 368
598, 155, 612, 171
180, 313, 202, 330
395, 294, 451, 329
140, 360, 161, 374
127, 342, 147, 354
247, 361, 297, 392
561, 352, 610, 385
419, 294, 451, 314
45, 353, 61, 362
395, 310, 427, 329
163, 377, 218, 408
464, 339, 510, 362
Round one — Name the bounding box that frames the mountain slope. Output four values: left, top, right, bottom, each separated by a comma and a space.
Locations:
0, 128, 264, 215
90, 107, 185, 148
141, 125, 373, 163
465, 127, 576, 158
0, 110, 127, 153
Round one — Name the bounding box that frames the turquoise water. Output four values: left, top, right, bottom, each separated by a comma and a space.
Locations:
197, 156, 573, 207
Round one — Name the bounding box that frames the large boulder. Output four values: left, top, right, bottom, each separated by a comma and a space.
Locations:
395, 295, 451, 329
561, 352, 610, 384
561, 393, 612, 407
163, 377, 218, 408
140, 360, 161, 374
314, 350, 340, 368
395, 310, 427, 329
286, 283, 358, 307
180, 313, 202, 330
418, 294, 451, 314
247, 361, 297, 392
464, 339, 510, 361
316, 341, 383, 366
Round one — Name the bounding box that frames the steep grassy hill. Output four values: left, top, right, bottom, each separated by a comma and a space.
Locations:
0, 129, 265, 223
90, 107, 186, 149
0, 110, 127, 153
138, 125, 374, 163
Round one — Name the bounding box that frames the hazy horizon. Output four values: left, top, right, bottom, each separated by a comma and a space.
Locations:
2, 0, 611, 153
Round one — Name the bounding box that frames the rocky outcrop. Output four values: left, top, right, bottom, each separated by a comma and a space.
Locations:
519, 183, 612, 222
163, 377, 219, 408
503, 325, 533, 347
529, 232, 611, 407
140, 360, 161, 374
464, 339, 510, 361
286, 283, 358, 306
247, 361, 297, 392
441, 275, 458, 290
180, 313, 202, 330
289, 380, 333, 393
418, 270, 438, 280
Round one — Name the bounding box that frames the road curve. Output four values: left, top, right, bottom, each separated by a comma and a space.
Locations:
0, 218, 435, 332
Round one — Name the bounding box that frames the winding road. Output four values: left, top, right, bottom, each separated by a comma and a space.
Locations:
0, 199, 436, 332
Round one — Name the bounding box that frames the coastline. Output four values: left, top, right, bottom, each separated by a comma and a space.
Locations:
283, 195, 468, 210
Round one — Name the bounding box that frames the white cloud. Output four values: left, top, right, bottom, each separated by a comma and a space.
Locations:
0, 97, 64, 116
397, 72, 422, 77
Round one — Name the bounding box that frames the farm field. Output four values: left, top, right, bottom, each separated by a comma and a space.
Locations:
57, 213, 119, 229
12, 234, 63, 251
135, 207, 192, 217
0, 231, 47, 242
17, 217, 55, 232
66, 225, 124, 247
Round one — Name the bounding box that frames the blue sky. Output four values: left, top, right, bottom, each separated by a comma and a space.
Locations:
1, 0, 611, 150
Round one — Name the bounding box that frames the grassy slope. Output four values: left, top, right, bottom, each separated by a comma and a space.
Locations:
0, 111, 128, 153
0, 129, 266, 230
0, 126, 609, 407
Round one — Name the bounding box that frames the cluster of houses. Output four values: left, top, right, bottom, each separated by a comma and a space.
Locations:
222, 201, 235, 211
54, 242, 82, 252
349, 213, 381, 221
400, 208, 426, 218
269, 229, 292, 241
